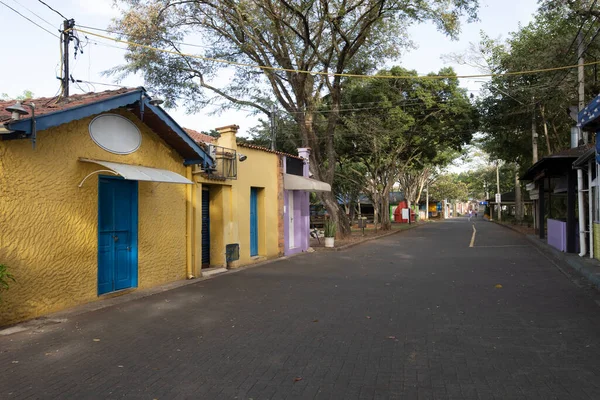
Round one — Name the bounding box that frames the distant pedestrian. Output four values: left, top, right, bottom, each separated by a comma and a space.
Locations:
475, 211, 478, 219
468, 209, 472, 221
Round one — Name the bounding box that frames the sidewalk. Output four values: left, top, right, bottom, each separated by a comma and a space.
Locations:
494, 220, 600, 292
310, 220, 427, 251
1, 222, 426, 335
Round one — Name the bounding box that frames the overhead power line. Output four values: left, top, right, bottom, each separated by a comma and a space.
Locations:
10, 0, 57, 29
77, 24, 212, 49
73, 27, 600, 81
0, 0, 59, 38
36, 0, 66, 20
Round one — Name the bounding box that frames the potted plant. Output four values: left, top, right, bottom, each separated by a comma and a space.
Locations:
324, 219, 336, 248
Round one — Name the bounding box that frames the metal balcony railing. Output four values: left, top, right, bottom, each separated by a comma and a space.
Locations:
204, 144, 237, 179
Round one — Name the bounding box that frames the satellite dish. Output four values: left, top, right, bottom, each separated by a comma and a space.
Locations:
89, 114, 142, 155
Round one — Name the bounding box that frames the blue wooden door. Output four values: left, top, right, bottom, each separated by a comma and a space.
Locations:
250, 188, 258, 256
201, 189, 210, 266
98, 177, 138, 295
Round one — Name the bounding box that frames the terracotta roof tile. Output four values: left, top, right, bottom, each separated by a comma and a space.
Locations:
0, 88, 140, 124
184, 128, 215, 143
237, 142, 303, 159
184, 128, 303, 160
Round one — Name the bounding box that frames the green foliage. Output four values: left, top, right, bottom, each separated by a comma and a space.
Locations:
111, 0, 479, 236
243, 115, 301, 155
323, 219, 337, 238
1, 90, 34, 101
428, 174, 470, 202
455, 163, 514, 200
0, 264, 15, 301
475, 2, 600, 165
335, 65, 478, 226
202, 129, 221, 139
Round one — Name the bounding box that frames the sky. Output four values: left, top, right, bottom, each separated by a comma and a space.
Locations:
0, 0, 540, 140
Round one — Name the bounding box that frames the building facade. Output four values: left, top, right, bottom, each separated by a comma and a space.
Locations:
0, 88, 213, 325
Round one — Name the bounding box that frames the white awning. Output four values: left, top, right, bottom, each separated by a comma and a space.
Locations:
284, 173, 331, 192
79, 158, 193, 184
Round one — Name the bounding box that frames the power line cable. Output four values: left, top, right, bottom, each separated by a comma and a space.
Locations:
75, 79, 129, 88
77, 24, 212, 49
10, 0, 57, 29
36, 0, 66, 20
73, 27, 600, 81
582, 24, 600, 57
541, 0, 599, 98
0, 0, 59, 38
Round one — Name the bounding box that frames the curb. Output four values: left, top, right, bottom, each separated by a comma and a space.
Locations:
492, 220, 600, 291
324, 222, 427, 252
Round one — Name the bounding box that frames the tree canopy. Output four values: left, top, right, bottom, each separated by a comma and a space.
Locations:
111, 0, 480, 236
474, 0, 600, 167
335, 66, 478, 228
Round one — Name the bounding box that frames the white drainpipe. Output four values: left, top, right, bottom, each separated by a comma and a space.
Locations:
578, 167, 587, 257
589, 160, 594, 259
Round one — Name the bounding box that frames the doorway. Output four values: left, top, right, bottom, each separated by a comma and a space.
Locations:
202, 188, 210, 267
97, 177, 138, 295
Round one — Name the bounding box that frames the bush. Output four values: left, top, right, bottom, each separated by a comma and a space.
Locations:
324, 219, 337, 237
0, 264, 15, 301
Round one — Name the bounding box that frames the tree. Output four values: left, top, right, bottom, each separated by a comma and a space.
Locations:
337, 66, 478, 229
111, 0, 479, 236
473, 1, 600, 167
428, 174, 469, 203
456, 163, 514, 200
1, 90, 34, 101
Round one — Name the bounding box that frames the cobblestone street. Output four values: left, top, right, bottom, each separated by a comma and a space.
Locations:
2, 218, 600, 399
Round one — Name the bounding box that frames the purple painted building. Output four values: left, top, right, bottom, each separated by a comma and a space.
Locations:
282, 148, 331, 255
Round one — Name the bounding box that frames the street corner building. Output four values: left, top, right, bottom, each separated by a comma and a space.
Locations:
0, 87, 214, 326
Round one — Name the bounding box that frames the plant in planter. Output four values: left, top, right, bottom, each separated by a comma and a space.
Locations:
0, 263, 15, 302
323, 219, 336, 248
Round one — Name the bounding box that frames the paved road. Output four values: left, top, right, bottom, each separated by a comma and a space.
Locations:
2, 218, 600, 399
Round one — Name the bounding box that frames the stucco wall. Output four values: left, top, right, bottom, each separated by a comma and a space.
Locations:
234, 147, 280, 264
0, 109, 187, 325
195, 145, 281, 268
594, 223, 600, 262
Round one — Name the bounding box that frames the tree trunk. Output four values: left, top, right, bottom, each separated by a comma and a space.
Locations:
318, 191, 350, 238
515, 165, 523, 222
539, 104, 552, 155
381, 187, 391, 230
373, 193, 380, 233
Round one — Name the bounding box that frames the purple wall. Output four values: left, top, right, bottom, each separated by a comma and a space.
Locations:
284, 190, 310, 255
283, 149, 312, 255
547, 218, 566, 252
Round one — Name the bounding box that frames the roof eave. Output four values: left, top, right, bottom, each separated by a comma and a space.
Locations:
141, 98, 215, 168
579, 93, 600, 131
5, 89, 145, 134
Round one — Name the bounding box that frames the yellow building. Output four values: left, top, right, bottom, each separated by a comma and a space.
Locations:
185, 125, 286, 275
0, 88, 214, 326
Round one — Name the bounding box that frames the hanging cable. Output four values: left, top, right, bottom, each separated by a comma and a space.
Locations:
72, 27, 600, 81
9, 0, 58, 29
0, 0, 59, 38
36, 0, 66, 20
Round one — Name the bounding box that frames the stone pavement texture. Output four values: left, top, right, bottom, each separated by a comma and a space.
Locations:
2, 218, 600, 399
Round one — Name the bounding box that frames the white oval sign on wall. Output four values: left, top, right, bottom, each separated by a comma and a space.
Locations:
89, 114, 142, 155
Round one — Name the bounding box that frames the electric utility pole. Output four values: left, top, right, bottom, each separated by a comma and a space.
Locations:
270, 105, 276, 151
576, 31, 587, 256
578, 32, 586, 144
62, 19, 75, 98
531, 96, 538, 163
496, 161, 501, 222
